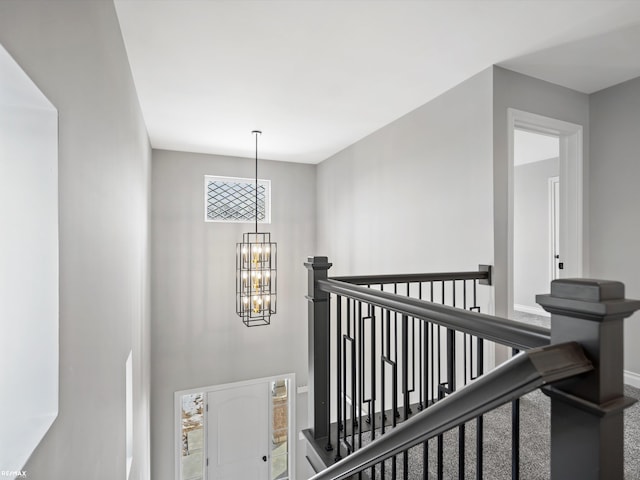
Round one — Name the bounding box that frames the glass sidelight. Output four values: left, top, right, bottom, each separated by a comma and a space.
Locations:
180, 393, 205, 480
271, 379, 289, 480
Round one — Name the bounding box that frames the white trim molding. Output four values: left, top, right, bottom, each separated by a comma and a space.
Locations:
204, 174, 272, 224
507, 108, 584, 319
514, 304, 551, 318
624, 370, 640, 389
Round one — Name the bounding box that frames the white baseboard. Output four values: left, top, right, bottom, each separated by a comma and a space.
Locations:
625, 370, 640, 388
514, 304, 550, 317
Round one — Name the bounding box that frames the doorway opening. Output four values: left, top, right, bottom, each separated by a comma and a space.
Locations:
508, 109, 584, 323
175, 373, 295, 480
513, 129, 559, 324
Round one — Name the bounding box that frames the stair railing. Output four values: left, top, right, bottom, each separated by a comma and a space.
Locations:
304, 256, 640, 479
309, 342, 592, 480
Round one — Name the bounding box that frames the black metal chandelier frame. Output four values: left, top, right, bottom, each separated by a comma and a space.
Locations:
236, 130, 277, 326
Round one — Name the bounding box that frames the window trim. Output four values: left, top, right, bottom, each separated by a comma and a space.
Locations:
204, 174, 272, 224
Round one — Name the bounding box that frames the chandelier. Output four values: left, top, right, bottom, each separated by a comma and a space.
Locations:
236, 130, 277, 326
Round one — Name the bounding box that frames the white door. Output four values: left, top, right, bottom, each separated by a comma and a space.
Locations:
207, 382, 270, 480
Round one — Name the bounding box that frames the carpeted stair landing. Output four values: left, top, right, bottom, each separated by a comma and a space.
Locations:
355, 385, 640, 479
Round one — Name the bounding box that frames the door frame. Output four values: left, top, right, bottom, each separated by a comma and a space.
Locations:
174, 372, 296, 480
507, 108, 584, 318
548, 175, 560, 283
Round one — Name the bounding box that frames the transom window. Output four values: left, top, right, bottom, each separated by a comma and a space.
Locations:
205, 175, 271, 223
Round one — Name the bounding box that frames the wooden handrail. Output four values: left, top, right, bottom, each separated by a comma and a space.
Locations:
318, 278, 550, 350
333, 267, 490, 285
309, 342, 592, 480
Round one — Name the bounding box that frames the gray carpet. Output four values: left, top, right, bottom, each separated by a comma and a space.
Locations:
359, 385, 640, 479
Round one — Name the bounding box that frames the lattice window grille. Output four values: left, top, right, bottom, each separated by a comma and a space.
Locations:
205, 175, 271, 223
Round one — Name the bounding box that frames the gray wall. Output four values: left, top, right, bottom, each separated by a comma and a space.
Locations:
0, 92, 58, 472
0, 1, 152, 479
514, 158, 559, 310
589, 76, 640, 376
492, 66, 590, 317
151, 149, 315, 480
317, 68, 495, 286
313, 70, 496, 460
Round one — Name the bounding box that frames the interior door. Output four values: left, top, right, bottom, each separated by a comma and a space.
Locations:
207, 382, 270, 480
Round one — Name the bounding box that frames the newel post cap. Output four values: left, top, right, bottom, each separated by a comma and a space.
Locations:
305, 256, 332, 270
305, 256, 332, 301
536, 278, 640, 321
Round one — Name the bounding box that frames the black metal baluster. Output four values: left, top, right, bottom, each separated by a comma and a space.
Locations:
357, 301, 363, 451
512, 347, 520, 480
401, 313, 410, 478
437, 331, 444, 477
350, 333, 357, 456
453, 278, 456, 307
458, 422, 466, 480
342, 299, 351, 454
419, 282, 430, 479
464, 334, 468, 385
422, 364, 430, 478
369, 308, 376, 433
402, 314, 410, 421
476, 336, 484, 480
378, 286, 385, 480
392, 282, 400, 478
423, 439, 429, 480
342, 333, 354, 455
381, 311, 387, 480
353, 302, 364, 480
403, 450, 409, 480
437, 378, 444, 480
335, 295, 343, 461
463, 280, 468, 384
459, 348, 467, 479
463, 279, 467, 309
446, 330, 455, 393
418, 282, 424, 410
393, 283, 398, 352
430, 281, 435, 406
326, 291, 333, 454
381, 355, 397, 479
392, 357, 398, 479
469, 335, 474, 384
343, 299, 356, 453
469, 279, 481, 315
468, 279, 484, 479
369, 304, 376, 480
445, 279, 455, 393
407, 282, 416, 413
352, 300, 357, 454
457, 279, 469, 479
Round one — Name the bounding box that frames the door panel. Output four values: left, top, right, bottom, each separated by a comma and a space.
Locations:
207, 382, 269, 480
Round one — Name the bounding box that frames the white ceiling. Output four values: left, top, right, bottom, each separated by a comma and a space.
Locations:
114, 1, 640, 164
